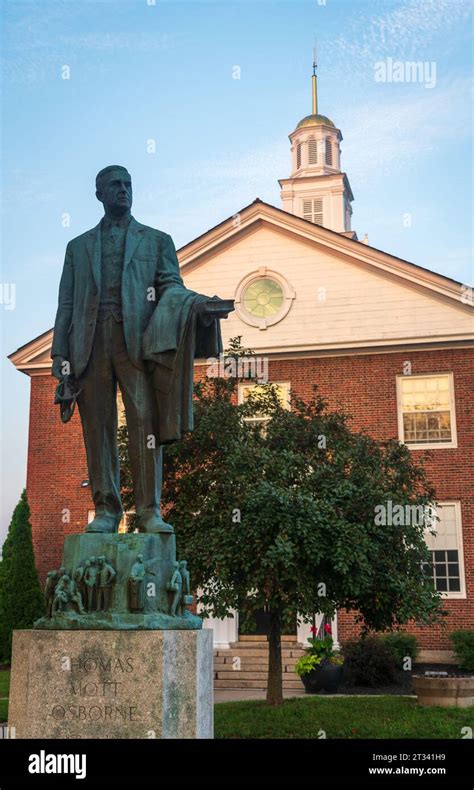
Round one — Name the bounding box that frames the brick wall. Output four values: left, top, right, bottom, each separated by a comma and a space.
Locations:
26, 346, 473, 647
27, 375, 93, 582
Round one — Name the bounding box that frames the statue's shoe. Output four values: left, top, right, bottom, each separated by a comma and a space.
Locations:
138, 514, 174, 534
85, 514, 120, 534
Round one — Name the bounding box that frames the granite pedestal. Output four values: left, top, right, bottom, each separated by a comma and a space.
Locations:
8, 628, 213, 738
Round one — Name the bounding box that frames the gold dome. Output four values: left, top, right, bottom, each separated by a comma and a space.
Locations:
296, 114, 335, 129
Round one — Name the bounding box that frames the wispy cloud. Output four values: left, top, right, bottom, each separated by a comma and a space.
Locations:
342, 77, 472, 185
2, 0, 174, 84
333, 0, 471, 62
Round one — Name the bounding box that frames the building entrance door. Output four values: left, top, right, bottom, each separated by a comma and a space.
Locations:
241, 606, 296, 636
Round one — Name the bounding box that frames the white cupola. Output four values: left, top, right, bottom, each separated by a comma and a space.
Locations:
279, 59, 355, 235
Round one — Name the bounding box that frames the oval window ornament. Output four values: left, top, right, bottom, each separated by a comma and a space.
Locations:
235, 269, 295, 330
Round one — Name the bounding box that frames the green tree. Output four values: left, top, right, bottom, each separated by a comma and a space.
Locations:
0, 490, 44, 663
121, 339, 444, 705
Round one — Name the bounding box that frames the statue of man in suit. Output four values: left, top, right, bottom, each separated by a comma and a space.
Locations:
51, 165, 231, 535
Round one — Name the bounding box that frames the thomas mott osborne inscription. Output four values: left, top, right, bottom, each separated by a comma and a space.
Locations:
8, 166, 232, 738
52, 654, 138, 724
9, 629, 213, 738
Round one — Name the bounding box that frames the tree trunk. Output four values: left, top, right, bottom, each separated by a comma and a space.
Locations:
266, 608, 283, 705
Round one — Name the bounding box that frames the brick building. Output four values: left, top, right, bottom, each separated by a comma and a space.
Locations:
9, 74, 474, 672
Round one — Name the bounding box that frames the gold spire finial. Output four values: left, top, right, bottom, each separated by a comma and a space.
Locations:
312, 45, 318, 115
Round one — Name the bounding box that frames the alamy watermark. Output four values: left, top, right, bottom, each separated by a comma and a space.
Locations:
206, 353, 268, 383
374, 500, 437, 527
0, 283, 16, 310
374, 58, 436, 89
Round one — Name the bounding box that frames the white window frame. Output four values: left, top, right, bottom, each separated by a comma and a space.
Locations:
424, 501, 466, 599
238, 381, 291, 423
234, 268, 295, 331
396, 372, 458, 450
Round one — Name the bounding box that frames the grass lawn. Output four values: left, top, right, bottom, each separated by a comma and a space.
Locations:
0, 669, 10, 699
214, 696, 474, 739
0, 670, 10, 722
0, 669, 10, 721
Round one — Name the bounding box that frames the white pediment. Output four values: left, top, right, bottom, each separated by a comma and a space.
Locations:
180, 201, 473, 355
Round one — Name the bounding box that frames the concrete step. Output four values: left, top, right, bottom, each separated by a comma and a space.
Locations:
214, 655, 304, 666
237, 635, 266, 642
227, 644, 303, 653
215, 649, 305, 660
215, 670, 298, 681
215, 679, 267, 689
214, 679, 304, 690
237, 635, 297, 642
213, 638, 305, 690
214, 664, 296, 677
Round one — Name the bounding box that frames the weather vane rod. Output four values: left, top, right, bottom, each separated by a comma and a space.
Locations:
312, 42, 318, 115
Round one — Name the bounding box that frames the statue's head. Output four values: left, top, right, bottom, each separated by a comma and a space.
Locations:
137, 553, 143, 562
98, 556, 105, 565
90, 555, 96, 564
85, 560, 91, 567
96, 165, 132, 216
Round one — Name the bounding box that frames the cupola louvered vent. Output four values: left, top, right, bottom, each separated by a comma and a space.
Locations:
296, 143, 301, 169
325, 139, 333, 166
308, 138, 318, 164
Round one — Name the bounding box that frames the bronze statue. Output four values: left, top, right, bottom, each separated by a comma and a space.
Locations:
167, 562, 183, 617
51, 165, 233, 535
179, 560, 193, 608
52, 574, 71, 614
44, 570, 59, 617
68, 575, 86, 615
83, 557, 99, 612
128, 553, 146, 612
96, 555, 116, 612
73, 564, 86, 602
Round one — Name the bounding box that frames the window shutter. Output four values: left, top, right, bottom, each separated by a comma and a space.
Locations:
302, 198, 323, 225
308, 138, 317, 164
325, 139, 333, 166
302, 200, 313, 221
313, 198, 323, 225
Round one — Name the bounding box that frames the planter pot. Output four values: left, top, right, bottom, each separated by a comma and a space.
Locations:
412, 675, 474, 708
301, 664, 344, 694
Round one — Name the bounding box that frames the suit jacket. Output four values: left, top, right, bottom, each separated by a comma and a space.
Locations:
51, 217, 185, 378
142, 287, 222, 444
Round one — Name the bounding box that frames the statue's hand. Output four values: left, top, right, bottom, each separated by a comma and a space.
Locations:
196, 297, 235, 320
52, 355, 67, 381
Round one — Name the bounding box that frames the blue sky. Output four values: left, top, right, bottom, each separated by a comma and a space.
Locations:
1, 0, 472, 545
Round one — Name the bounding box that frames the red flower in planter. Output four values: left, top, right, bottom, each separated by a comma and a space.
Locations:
324, 624, 332, 634
309, 626, 318, 635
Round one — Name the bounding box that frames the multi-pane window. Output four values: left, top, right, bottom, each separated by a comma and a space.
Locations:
308, 138, 318, 164
397, 374, 456, 448
238, 382, 290, 424
242, 278, 284, 319
423, 503, 465, 597
303, 198, 323, 226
